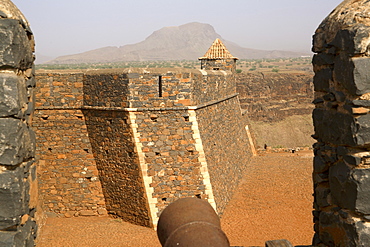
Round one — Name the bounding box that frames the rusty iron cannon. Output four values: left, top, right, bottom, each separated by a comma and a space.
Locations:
157, 197, 230, 247
157, 197, 295, 247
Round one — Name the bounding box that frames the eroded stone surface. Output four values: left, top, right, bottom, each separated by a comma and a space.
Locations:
0, 0, 36, 245
313, 1, 370, 246
313, 0, 370, 54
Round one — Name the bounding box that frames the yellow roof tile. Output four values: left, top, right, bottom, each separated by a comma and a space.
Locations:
199, 38, 238, 60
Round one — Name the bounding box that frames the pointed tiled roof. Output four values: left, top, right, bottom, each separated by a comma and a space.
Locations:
199, 38, 238, 60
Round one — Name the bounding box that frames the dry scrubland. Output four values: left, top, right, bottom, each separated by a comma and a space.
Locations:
250, 114, 314, 149
36, 57, 312, 74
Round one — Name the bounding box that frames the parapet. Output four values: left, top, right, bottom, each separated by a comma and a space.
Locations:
37, 68, 236, 110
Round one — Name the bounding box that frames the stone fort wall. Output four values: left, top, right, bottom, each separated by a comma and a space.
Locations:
236, 72, 313, 123
196, 96, 249, 214
33, 73, 107, 218
33, 68, 252, 227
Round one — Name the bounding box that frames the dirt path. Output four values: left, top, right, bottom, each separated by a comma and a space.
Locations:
36, 151, 314, 247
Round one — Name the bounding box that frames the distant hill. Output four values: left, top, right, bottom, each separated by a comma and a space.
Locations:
46, 22, 309, 64
35, 53, 55, 64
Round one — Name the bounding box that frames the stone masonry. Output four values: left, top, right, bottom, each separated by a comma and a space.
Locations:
34, 40, 252, 228
237, 72, 314, 123
0, 1, 37, 246
33, 72, 107, 219
312, 1, 370, 246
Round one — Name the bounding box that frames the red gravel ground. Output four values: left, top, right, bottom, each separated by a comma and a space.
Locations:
36, 151, 314, 247
221, 151, 314, 246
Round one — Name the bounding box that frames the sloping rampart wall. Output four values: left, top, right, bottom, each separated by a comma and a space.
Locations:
196, 96, 250, 213
34, 68, 252, 227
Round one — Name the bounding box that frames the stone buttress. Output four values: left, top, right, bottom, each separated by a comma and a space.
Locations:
34, 66, 252, 228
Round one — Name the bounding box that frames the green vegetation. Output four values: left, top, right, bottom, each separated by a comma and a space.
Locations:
36, 57, 313, 74
36, 60, 200, 70
236, 57, 312, 74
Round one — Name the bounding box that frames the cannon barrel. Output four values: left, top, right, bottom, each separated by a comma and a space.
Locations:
157, 197, 230, 247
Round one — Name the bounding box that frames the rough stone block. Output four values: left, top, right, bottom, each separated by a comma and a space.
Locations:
0, 217, 19, 230
351, 168, 370, 214
319, 211, 370, 247
0, 167, 26, 228
312, 32, 326, 53
334, 55, 370, 95
312, 233, 321, 246
343, 155, 362, 166
329, 161, 356, 210
352, 57, 370, 95
356, 114, 370, 146
331, 25, 370, 55
312, 98, 324, 104
336, 146, 348, 156
353, 100, 370, 107
330, 161, 370, 214
356, 221, 370, 245
313, 53, 335, 66
0, 73, 26, 117
334, 91, 346, 102
313, 108, 356, 146
315, 184, 330, 208
14, 218, 36, 247
331, 29, 356, 54
0, 231, 17, 247
313, 68, 332, 92
0, 19, 33, 69
314, 156, 329, 173
323, 92, 336, 102
313, 173, 328, 184
265, 239, 293, 247
0, 118, 35, 165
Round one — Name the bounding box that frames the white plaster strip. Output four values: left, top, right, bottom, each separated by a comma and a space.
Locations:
245, 125, 257, 156
188, 109, 217, 213
198, 69, 208, 76
128, 112, 159, 228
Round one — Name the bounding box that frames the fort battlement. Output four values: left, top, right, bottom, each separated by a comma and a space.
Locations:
33, 67, 252, 227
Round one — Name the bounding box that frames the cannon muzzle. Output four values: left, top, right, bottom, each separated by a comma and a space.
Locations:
157, 197, 230, 247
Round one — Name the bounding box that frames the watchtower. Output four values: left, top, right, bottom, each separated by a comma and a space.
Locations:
199, 38, 238, 72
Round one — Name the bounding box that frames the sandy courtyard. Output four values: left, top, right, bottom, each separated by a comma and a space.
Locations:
36, 151, 314, 247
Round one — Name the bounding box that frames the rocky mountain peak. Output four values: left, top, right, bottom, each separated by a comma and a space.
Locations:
47, 22, 308, 64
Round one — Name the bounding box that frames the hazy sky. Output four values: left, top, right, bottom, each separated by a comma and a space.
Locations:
11, 0, 343, 58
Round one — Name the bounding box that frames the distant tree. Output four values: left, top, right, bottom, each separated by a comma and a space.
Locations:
272, 68, 279, 73
236, 69, 242, 73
